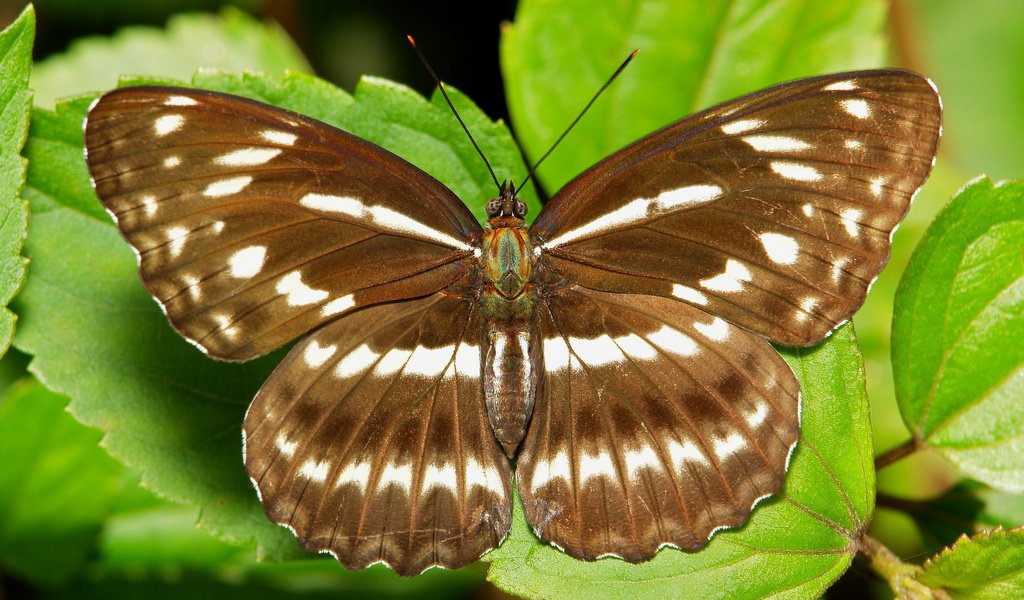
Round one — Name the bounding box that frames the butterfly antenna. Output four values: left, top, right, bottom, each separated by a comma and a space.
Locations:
407, 35, 502, 193
514, 50, 638, 196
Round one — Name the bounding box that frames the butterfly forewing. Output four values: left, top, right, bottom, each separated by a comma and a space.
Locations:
531, 70, 941, 345
519, 289, 799, 559
244, 292, 512, 574
85, 87, 482, 360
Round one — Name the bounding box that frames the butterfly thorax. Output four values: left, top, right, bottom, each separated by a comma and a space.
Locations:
480, 184, 540, 457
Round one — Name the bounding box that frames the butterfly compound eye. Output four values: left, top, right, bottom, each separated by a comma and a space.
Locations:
514, 200, 528, 218
486, 198, 502, 217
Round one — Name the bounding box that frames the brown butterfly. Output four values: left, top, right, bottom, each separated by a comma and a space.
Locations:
84, 69, 940, 575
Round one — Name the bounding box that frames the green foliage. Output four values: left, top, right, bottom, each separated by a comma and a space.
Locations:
916, 527, 1024, 598
502, 0, 886, 193
0, 379, 125, 586
893, 178, 1024, 491
0, 5, 31, 357
30, 7, 310, 108
486, 326, 873, 599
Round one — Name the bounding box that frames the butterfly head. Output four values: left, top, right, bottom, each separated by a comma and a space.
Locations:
485, 180, 528, 222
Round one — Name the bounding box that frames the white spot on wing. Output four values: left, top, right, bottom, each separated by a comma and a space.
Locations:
300, 193, 471, 251
543, 337, 571, 371
721, 118, 763, 134
869, 176, 886, 197
802, 203, 814, 217
405, 345, 455, 377
667, 438, 708, 470
543, 185, 722, 248
300, 459, 330, 483
166, 226, 189, 257
163, 156, 181, 168
530, 450, 571, 491
141, 195, 158, 216
841, 98, 871, 119
624, 444, 661, 480
647, 325, 698, 357
378, 462, 412, 492
656, 184, 723, 208
154, 114, 183, 136
694, 317, 730, 342
304, 340, 337, 368
321, 294, 354, 317
465, 458, 505, 496
746, 402, 769, 428
713, 433, 746, 461
454, 342, 480, 379
276, 271, 329, 306
613, 333, 657, 361
262, 129, 298, 145
823, 79, 858, 91
569, 335, 623, 367
672, 283, 708, 305
840, 208, 862, 237
758, 232, 800, 265
796, 297, 819, 323
228, 245, 266, 278
374, 348, 412, 376
204, 175, 252, 197
422, 464, 458, 493
831, 256, 850, 285
335, 344, 381, 378
845, 139, 863, 150
336, 461, 371, 489
742, 135, 811, 152
700, 259, 752, 293
275, 433, 297, 458
214, 147, 282, 166
579, 451, 616, 485
164, 95, 198, 106
771, 161, 822, 182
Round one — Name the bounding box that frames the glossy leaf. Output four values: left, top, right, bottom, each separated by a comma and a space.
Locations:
485, 325, 874, 599
893, 178, 1024, 491
0, 379, 125, 586
917, 527, 1024, 598
0, 4, 32, 357
29, 7, 310, 108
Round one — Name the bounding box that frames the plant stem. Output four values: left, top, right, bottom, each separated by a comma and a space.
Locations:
875, 437, 920, 470
859, 533, 948, 599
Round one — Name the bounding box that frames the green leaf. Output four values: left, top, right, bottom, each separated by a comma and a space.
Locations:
0, 378, 126, 586
906, 1, 1024, 182
907, 481, 1024, 550
30, 7, 311, 109
892, 178, 1024, 491
0, 4, 32, 357
13, 68, 528, 568
485, 325, 874, 599
501, 0, 886, 194
916, 527, 1024, 598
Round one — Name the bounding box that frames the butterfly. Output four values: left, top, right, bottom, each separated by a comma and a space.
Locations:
84, 68, 941, 575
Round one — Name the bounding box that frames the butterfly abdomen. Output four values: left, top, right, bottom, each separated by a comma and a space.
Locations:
480, 220, 541, 457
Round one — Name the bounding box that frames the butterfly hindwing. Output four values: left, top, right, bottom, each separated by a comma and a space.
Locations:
518, 288, 800, 560
243, 292, 512, 575
85, 87, 482, 360
531, 70, 941, 345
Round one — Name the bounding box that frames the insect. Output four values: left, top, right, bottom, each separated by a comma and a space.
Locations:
84, 65, 941, 575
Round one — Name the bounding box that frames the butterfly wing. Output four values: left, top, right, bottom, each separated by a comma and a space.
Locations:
244, 292, 512, 575
85, 86, 482, 360
531, 70, 941, 345
518, 288, 799, 560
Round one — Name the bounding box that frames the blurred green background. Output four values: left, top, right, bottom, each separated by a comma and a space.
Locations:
1, 0, 1022, 598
